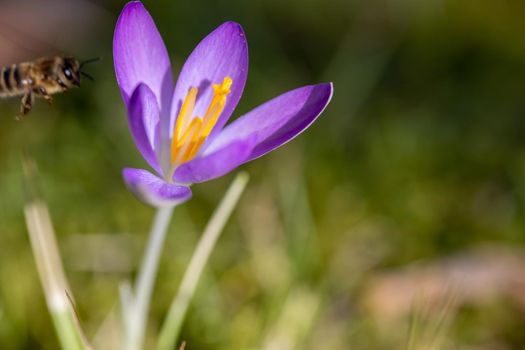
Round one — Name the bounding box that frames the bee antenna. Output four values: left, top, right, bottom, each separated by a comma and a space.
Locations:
81, 72, 94, 81
80, 57, 100, 68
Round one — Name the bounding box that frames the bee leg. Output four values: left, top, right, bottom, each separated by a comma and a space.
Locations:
17, 93, 34, 120
36, 86, 53, 105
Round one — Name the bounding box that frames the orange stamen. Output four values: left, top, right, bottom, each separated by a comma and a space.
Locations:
174, 87, 198, 140
171, 117, 203, 166
169, 76, 232, 174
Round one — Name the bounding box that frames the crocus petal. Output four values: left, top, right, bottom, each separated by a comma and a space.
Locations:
114, 1, 174, 115
172, 137, 256, 183
204, 83, 333, 162
123, 168, 192, 207
170, 21, 248, 140
128, 84, 162, 175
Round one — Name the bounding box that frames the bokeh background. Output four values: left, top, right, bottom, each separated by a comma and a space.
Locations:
0, 0, 524, 349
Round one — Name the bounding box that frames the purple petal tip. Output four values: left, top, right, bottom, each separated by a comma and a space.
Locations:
220, 21, 245, 34
118, 1, 147, 23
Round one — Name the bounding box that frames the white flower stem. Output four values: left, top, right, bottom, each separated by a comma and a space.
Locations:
23, 155, 90, 350
24, 200, 89, 350
157, 173, 249, 350
51, 310, 86, 350
123, 205, 175, 350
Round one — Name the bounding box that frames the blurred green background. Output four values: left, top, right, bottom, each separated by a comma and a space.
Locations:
0, 0, 525, 349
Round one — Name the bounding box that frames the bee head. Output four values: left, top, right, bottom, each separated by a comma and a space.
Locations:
60, 57, 81, 88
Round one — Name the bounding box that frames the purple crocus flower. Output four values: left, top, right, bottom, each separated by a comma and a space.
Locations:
113, 1, 333, 206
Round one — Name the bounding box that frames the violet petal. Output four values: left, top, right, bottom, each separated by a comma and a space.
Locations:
127, 84, 162, 175
204, 83, 333, 162
113, 1, 174, 115
172, 137, 256, 183
170, 21, 248, 141
123, 168, 192, 207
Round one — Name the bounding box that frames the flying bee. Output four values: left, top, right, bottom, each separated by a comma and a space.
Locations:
0, 56, 98, 119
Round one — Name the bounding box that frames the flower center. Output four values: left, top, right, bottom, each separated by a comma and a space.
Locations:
169, 76, 232, 174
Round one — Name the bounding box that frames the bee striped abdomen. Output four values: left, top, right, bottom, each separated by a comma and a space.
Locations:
13, 65, 23, 89
2, 66, 12, 92
0, 63, 29, 97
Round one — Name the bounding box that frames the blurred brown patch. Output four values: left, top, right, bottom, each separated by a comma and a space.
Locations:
0, 0, 111, 65
363, 245, 525, 322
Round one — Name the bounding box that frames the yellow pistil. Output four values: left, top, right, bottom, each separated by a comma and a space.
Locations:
170, 76, 232, 170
